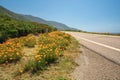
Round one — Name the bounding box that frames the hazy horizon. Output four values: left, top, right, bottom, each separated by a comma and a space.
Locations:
0, 0, 120, 33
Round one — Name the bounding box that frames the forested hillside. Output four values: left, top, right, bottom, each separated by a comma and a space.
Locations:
0, 6, 76, 30
0, 15, 57, 43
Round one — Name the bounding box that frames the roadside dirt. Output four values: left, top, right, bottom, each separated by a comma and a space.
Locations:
71, 45, 120, 80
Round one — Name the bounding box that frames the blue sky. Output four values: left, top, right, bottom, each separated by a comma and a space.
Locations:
0, 0, 120, 33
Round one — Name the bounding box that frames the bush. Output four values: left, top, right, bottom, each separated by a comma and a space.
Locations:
0, 15, 57, 43
8, 29, 18, 37
22, 34, 37, 48
0, 32, 8, 43
23, 31, 71, 73
0, 39, 23, 64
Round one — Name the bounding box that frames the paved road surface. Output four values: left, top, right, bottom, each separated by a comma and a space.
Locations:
65, 32, 120, 80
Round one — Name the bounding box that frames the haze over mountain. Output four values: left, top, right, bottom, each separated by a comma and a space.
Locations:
0, 6, 76, 30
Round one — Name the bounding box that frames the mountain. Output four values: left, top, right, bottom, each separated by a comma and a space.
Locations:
47, 21, 72, 30
0, 6, 29, 21
0, 6, 76, 30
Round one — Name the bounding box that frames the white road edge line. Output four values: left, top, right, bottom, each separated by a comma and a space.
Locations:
79, 37, 120, 52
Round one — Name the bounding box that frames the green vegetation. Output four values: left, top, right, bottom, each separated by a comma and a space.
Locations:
0, 6, 80, 80
0, 38, 23, 64
19, 31, 72, 73
22, 34, 37, 48
0, 31, 80, 80
0, 15, 57, 43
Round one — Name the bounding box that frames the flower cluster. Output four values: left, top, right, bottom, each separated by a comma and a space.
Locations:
31, 31, 71, 72
0, 31, 72, 73
20, 34, 37, 48
0, 34, 37, 64
0, 39, 23, 64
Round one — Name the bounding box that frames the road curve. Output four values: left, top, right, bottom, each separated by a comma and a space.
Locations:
65, 32, 120, 80
66, 32, 120, 65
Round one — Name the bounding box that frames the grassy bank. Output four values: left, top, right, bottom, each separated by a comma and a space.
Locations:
0, 31, 80, 80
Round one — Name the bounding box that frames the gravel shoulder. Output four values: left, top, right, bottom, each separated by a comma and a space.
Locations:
71, 45, 120, 80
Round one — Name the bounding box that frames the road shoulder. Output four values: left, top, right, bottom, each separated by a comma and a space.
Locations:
71, 45, 120, 80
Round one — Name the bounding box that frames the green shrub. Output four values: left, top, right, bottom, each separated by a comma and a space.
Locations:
0, 15, 57, 43
22, 31, 71, 73
22, 34, 37, 48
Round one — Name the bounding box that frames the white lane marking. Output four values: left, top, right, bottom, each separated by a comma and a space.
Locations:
79, 37, 120, 52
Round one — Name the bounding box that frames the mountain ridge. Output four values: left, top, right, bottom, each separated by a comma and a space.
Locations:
0, 6, 77, 30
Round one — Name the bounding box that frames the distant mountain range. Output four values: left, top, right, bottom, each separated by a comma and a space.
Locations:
0, 6, 77, 30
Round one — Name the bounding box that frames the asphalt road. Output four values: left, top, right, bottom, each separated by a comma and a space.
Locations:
66, 32, 120, 65
65, 32, 120, 80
